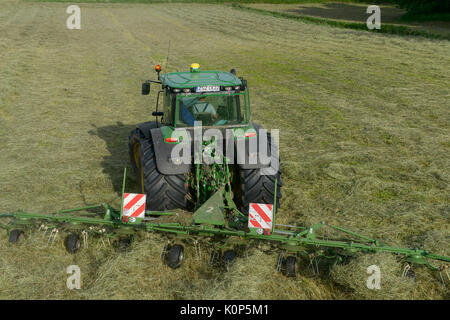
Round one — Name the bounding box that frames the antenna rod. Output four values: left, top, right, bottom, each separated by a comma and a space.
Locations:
165, 40, 171, 71
120, 167, 127, 219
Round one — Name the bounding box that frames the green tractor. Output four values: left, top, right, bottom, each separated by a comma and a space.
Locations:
129, 63, 282, 215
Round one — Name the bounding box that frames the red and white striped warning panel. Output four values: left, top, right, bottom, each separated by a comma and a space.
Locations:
248, 203, 273, 230
122, 193, 146, 218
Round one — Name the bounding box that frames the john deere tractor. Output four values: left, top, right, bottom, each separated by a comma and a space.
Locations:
129, 63, 281, 215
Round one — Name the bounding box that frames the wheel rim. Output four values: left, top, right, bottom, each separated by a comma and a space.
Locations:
178, 251, 184, 266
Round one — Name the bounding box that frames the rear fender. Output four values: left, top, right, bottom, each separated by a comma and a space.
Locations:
136, 121, 158, 139
235, 123, 273, 170
150, 128, 192, 175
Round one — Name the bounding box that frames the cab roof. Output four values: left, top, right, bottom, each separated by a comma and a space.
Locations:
160, 71, 242, 89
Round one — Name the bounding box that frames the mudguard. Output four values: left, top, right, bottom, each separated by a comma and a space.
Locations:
150, 127, 192, 175
136, 121, 158, 139
235, 123, 274, 170
145, 122, 276, 175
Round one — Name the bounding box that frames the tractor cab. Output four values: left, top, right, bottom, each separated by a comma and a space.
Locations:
142, 63, 250, 128
134, 64, 281, 214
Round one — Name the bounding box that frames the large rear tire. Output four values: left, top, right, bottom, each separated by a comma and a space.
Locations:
235, 132, 282, 214
129, 129, 187, 211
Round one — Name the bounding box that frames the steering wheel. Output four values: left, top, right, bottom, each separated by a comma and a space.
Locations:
213, 119, 228, 125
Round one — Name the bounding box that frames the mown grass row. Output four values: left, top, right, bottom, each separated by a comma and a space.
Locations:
30, 0, 449, 40
232, 3, 449, 40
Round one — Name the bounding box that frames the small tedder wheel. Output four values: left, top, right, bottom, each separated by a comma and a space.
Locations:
223, 250, 237, 265
167, 244, 184, 269
285, 256, 298, 277
65, 233, 81, 254
404, 269, 416, 281
118, 238, 132, 252
8, 229, 24, 244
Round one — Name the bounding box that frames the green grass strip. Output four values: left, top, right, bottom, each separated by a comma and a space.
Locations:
232, 3, 449, 41
30, 0, 395, 3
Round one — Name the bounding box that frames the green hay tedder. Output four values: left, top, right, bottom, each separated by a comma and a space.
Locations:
1, 64, 448, 282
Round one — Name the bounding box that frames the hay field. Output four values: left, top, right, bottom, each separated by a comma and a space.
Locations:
244, 2, 450, 39
0, 0, 449, 299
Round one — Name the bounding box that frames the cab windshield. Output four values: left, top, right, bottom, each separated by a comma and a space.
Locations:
174, 93, 247, 127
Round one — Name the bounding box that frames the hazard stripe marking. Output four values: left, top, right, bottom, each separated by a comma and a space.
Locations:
122, 193, 146, 219
252, 204, 272, 225
124, 194, 144, 210
131, 203, 145, 217
249, 213, 263, 229
248, 203, 273, 230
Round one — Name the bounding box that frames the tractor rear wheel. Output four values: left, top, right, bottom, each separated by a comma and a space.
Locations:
235, 133, 282, 214
129, 129, 187, 211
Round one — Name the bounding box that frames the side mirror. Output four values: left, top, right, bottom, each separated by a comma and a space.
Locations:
142, 82, 150, 95
152, 111, 164, 117
240, 79, 247, 90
